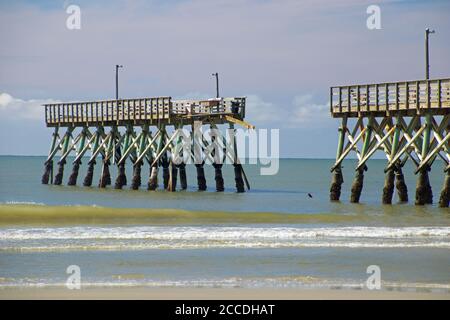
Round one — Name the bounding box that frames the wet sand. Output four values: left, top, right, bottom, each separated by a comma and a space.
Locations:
1, 287, 449, 300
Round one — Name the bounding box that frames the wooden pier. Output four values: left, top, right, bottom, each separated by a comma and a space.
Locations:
329, 78, 450, 207
42, 96, 254, 192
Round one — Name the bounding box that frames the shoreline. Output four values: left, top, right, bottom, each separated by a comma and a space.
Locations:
0, 204, 365, 226
1, 286, 449, 300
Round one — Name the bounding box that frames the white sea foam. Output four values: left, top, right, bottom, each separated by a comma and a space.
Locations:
0, 277, 449, 292
0, 226, 449, 251
0, 226, 449, 240
2, 201, 45, 206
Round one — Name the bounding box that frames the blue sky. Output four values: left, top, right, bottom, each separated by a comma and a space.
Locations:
0, 0, 449, 157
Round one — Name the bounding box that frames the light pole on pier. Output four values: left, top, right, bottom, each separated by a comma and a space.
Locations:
116, 64, 123, 100
212, 72, 219, 98
425, 28, 435, 80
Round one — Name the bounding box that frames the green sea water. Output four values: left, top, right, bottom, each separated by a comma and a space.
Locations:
0, 156, 448, 291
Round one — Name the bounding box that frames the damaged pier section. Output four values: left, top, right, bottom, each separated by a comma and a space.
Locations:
329, 78, 450, 207
41, 96, 253, 193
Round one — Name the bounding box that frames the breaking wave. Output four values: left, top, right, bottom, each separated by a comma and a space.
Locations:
1, 226, 449, 251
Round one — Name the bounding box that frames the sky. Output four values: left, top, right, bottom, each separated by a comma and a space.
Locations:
0, 0, 449, 157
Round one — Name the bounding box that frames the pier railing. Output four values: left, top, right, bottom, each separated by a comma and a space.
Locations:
330, 78, 450, 117
44, 97, 246, 126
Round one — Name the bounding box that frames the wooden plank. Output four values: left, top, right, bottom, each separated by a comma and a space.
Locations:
438, 79, 442, 108
366, 85, 369, 111
224, 115, 255, 129
375, 84, 379, 111
347, 87, 351, 112
356, 85, 360, 113
405, 82, 409, 110
416, 81, 420, 111
395, 83, 399, 110
385, 83, 388, 112
95, 102, 99, 122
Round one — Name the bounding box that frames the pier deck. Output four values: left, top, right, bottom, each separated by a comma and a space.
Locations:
330, 78, 450, 118
44, 97, 247, 127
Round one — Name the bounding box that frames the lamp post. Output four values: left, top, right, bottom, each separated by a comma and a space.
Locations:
212, 72, 219, 98
425, 28, 435, 80
116, 64, 123, 100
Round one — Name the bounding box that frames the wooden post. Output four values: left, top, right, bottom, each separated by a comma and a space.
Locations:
68, 127, 88, 186
53, 126, 74, 185
131, 124, 148, 190
148, 129, 164, 191
193, 121, 207, 191
42, 126, 59, 185
99, 127, 116, 188
229, 123, 245, 193
391, 116, 408, 202
416, 112, 433, 205
350, 116, 373, 203
115, 125, 133, 189
175, 125, 188, 190
83, 127, 102, 187
330, 117, 347, 201
211, 124, 224, 192
438, 170, 450, 208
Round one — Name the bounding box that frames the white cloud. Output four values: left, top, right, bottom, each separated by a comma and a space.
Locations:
290, 94, 330, 126
0, 93, 13, 107
0, 92, 59, 120
244, 94, 284, 125
244, 94, 330, 128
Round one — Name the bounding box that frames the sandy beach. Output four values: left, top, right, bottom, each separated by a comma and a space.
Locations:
1, 287, 449, 300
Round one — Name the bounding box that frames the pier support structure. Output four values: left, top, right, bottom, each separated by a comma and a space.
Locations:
42, 96, 253, 193
329, 78, 450, 205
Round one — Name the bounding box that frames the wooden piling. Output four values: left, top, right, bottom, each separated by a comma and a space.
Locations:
415, 113, 433, 204
438, 171, 450, 208
53, 127, 73, 185
395, 165, 409, 202
210, 124, 225, 192
162, 158, 170, 190
41, 160, 53, 185
53, 160, 66, 185
68, 127, 87, 186
131, 161, 142, 190
115, 162, 127, 189
382, 168, 395, 204
330, 168, 343, 201
42, 127, 59, 185
148, 165, 158, 190
195, 163, 207, 191
83, 160, 95, 187
330, 118, 347, 201
178, 164, 187, 190
350, 169, 365, 203
99, 158, 111, 188
67, 161, 81, 186
234, 164, 245, 193
168, 163, 178, 192
214, 164, 225, 192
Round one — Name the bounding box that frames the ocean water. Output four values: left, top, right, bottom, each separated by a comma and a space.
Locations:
0, 156, 449, 291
